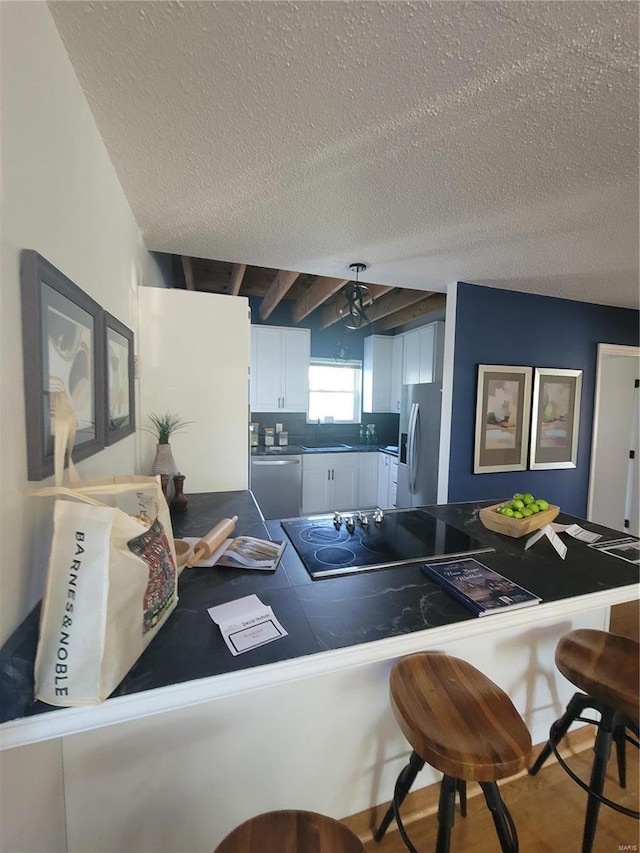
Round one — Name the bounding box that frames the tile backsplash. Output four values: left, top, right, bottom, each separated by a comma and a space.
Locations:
250, 412, 399, 448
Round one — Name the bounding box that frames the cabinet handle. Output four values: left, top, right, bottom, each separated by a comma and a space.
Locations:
327, 469, 330, 481
332, 469, 335, 480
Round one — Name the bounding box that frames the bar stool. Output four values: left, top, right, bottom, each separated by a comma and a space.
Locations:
529, 628, 639, 853
374, 651, 532, 853
214, 809, 365, 853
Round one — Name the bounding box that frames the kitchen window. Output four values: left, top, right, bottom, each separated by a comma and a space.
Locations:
308, 358, 362, 423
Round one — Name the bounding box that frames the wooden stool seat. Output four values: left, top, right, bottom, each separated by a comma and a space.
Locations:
390, 652, 532, 782
214, 809, 365, 853
555, 628, 639, 720
530, 629, 640, 853
375, 651, 532, 852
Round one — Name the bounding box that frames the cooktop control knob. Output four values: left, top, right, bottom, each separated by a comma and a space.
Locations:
333, 511, 342, 528
373, 508, 384, 525
345, 515, 355, 533
360, 514, 369, 529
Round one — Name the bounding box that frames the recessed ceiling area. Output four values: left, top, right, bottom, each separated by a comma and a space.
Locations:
48, 1, 639, 309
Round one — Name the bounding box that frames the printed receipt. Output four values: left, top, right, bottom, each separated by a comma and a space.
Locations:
207, 594, 288, 656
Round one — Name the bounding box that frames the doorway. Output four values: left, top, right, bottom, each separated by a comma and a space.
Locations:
588, 343, 639, 535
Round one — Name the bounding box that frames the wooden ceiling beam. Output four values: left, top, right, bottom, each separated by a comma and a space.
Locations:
373, 293, 446, 332
366, 288, 435, 323
260, 269, 301, 320
181, 256, 195, 290
229, 263, 246, 296
291, 277, 350, 324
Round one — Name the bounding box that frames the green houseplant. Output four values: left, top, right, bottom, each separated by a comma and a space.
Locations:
145, 413, 193, 490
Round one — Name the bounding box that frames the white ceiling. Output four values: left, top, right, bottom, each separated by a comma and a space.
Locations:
49, 1, 639, 309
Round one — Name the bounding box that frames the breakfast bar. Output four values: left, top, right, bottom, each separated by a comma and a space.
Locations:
1, 491, 638, 852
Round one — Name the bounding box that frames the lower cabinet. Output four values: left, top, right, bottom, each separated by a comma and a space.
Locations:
377, 452, 399, 509
358, 453, 379, 508
302, 453, 359, 514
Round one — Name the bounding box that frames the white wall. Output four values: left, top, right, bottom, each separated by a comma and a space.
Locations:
0, 1, 163, 647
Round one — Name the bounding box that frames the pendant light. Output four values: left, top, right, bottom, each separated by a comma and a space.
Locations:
339, 263, 373, 330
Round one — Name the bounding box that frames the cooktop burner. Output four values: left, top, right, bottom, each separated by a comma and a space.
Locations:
281, 509, 493, 579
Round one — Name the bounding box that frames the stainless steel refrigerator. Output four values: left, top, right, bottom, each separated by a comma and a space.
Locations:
396, 382, 442, 508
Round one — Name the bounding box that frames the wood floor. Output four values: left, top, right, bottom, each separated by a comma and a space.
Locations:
345, 737, 639, 853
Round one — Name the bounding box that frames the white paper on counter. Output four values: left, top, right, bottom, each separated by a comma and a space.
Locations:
207, 595, 288, 656
551, 523, 602, 543
525, 524, 567, 559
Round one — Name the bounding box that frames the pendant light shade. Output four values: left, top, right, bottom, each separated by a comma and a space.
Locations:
339, 263, 372, 330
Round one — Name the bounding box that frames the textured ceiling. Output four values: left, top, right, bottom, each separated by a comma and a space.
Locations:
49, 1, 639, 308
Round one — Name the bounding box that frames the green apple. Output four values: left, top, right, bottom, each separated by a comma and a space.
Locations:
512, 511, 523, 519
523, 493, 536, 506
529, 503, 540, 513
521, 508, 533, 517
501, 507, 515, 517
513, 493, 524, 501
536, 499, 549, 511
511, 499, 525, 510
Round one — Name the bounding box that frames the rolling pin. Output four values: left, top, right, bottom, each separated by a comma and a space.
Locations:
188, 516, 238, 566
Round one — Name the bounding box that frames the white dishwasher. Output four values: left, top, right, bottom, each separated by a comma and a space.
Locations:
250, 455, 302, 519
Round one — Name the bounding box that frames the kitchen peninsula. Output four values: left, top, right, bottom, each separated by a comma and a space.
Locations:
1, 491, 638, 852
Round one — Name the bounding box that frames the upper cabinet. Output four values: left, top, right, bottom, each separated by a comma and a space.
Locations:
362, 335, 393, 413
402, 321, 444, 385
250, 326, 310, 412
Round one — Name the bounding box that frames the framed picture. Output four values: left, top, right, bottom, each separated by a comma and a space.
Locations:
474, 365, 533, 473
530, 368, 582, 469
20, 250, 105, 480
104, 312, 135, 444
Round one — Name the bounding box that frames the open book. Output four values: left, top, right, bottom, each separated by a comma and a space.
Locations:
185, 536, 286, 571
421, 557, 541, 616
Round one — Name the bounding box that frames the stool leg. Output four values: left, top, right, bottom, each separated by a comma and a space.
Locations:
456, 779, 467, 818
373, 750, 424, 843
435, 775, 458, 853
613, 724, 627, 789
581, 708, 615, 853
530, 692, 587, 776
479, 782, 519, 853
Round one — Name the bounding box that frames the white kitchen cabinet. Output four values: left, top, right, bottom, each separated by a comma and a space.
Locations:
358, 453, 379, 508
377, 452, 399, 509
362, 335, 393, 413
302, 453, 359, 514
250, 325, 310, 412
402, 321, 444, 385
391, 335, 404, 413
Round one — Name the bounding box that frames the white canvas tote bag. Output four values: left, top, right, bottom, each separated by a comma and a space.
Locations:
33, 393, 178, 706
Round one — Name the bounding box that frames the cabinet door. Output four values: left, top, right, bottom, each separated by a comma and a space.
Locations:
402, 329, 421, 386
302, 462, 332, 513
250, 326, 282, 411
281, 328, 310, 412
363, 335, 393, 413
389, 459, 398, 508
377, 452, 390, 508
331, 454, 359, 511
358, 453, 379, 508
391, 336, 404, 412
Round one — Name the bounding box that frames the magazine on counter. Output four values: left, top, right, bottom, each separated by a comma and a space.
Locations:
421, 557, 541, 616
184, 536, 286, 571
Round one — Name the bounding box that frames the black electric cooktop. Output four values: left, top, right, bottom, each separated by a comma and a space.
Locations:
281, 509, 493, 579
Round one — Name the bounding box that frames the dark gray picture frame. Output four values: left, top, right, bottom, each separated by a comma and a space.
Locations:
104, 312, 135, 445
473, 364, 533, 473
20, 250, 105, 480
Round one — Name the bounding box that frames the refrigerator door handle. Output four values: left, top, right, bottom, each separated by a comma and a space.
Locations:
410, 404, 421, 493
407, 402, 419, 493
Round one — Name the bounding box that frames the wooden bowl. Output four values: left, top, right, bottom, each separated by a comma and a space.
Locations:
173, 538, 193, 569
479, 501, 560, 538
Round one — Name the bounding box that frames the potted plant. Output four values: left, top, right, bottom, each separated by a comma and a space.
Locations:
145, 412, 193, 483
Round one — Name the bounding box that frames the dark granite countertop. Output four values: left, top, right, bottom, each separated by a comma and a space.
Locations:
251, 444, 396, 457
1, 491, 637, 727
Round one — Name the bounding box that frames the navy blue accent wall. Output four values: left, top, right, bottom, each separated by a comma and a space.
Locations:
448, 282, 639, 516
